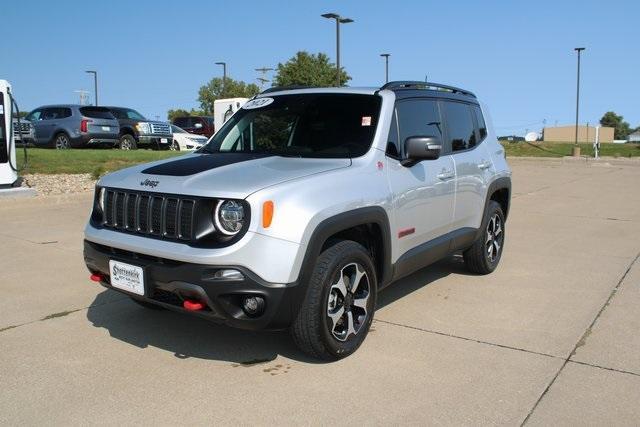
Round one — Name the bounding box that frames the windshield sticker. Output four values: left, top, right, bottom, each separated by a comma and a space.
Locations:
243, 97, 275, 110
361, 116, 372, 126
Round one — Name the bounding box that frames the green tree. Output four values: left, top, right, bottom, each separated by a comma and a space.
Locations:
167, 108, 205, 122
273, 51, 351, 87
600, 111, 631, 140
197, 77, 260, 114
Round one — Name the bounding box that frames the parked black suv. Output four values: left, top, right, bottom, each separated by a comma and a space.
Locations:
105, 107, 173, 150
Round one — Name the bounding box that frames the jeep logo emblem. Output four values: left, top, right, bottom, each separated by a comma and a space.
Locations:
140, 179, 159, 188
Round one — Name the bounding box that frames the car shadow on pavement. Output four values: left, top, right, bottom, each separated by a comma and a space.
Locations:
86, 255, 473, 365
86, 291, 319, 365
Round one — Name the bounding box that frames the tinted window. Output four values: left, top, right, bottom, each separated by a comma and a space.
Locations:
396, 99, 443, 156
473, 105, 487, 141
203, 94, 381, 158
79, 107, 115, 119
110, 108, 145, 121
42, 108, 71, 120
442, 101, 476, 151
26, 110, 42, 121
173, 117, 191, 127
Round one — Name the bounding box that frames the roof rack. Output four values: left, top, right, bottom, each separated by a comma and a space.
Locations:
260, 85, 315, 94
380, 81, 476, 98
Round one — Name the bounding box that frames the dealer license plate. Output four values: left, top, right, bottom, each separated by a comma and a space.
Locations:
109, 260, 145, 296
160, 138, 168, 144
101, 126, 110, 131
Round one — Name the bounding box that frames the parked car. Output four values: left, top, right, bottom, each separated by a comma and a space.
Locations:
25, 105, 120, 149
172, 116, 215, 137
12, 116, 35, 146
170, 125, 208, 151
106, 107, 173, 150
84, 82, 512, 360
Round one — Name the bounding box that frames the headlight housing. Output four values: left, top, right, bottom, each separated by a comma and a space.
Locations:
136, 122, 151, 134
214, 200, 245, 235
97, 187, 106, 213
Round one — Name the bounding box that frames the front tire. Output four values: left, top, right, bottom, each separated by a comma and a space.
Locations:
291, 240, 377, 360
463, 201, 506, 274
53, 133, 71, 149
170, 140, 180, 151
119, 134, 137, 150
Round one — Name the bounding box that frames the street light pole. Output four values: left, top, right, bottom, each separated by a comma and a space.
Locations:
215, 61, 227, 95
573, 47, 585, 157
85, 70, 98, 106
321, 13, 354, 87
380, 53, 390, 83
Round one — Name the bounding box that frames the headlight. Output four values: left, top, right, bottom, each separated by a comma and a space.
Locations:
136, 122, 151, 134
214, 200, 245, 235
96, 187, 106, 214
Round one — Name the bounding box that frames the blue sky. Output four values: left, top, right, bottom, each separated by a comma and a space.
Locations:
1, 0, 638, 134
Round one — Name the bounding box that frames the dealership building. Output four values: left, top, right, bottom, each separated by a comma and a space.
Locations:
542, 125, 614, 143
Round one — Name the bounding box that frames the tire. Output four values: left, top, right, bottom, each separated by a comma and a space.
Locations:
463, 201, 506, 274
291, 240, 377, 360
53, 132, 71, 149
130, 297, 164, 310
170, 140, 180, 151
119, 134, 137, 150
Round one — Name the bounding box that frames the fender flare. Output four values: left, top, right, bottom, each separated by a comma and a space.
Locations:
475, 176, 512, 241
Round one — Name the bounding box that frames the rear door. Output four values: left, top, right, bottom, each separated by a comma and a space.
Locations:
387, 98, 456, 259
442, 101, 493, 231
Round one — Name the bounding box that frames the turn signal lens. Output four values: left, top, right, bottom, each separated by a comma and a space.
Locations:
262, 201, 274, 228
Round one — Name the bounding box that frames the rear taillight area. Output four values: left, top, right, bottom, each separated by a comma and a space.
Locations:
80, 119, 93, 133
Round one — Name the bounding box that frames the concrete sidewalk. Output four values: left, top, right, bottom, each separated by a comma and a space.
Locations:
1, 159, 639, 425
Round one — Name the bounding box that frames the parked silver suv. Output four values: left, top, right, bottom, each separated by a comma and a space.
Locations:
26, 105, 120, 148
84, 82, 512, 360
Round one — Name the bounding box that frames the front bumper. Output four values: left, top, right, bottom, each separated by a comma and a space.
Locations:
138, 135, 173, 147
83, 240, 300, 330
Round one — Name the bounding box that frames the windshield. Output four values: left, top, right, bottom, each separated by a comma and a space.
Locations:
171, 125, 187, 133
201, 93, 381, 158
111, 108, 146, 121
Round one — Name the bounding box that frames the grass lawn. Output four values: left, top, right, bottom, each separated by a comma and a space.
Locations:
17, 148, 183, 177
502, 141, 640, 158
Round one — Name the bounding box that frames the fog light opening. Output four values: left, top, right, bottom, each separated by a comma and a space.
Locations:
211, 269, 245, 281
241, 296, 265, 317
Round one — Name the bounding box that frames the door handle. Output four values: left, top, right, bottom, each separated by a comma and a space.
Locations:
437, 170, 455, 180
478, 160, 491, 170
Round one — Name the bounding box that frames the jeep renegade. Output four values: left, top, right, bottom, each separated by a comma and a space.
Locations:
84, 82, 512, 360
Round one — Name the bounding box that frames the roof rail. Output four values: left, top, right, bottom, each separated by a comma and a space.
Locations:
380, 81, 476, 98
260, 85, 315, 94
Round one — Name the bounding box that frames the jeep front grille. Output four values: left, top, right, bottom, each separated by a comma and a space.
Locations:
102, 190, 196, 240
150, 123, 171, 135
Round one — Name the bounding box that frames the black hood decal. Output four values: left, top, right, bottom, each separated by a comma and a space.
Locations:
142, 153, 273, 176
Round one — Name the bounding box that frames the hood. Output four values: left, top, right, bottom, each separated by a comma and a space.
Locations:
98, 153, 351, 199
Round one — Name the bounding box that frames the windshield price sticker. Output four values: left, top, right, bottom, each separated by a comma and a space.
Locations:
361, 116, 372, 126
243, 97, 275, 110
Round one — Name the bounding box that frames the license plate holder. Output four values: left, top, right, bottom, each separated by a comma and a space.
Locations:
160, 138, 168, 144
109, 260, 145, 296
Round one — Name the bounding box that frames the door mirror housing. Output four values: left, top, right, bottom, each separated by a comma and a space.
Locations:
402, 136, 442, 166
194, 122, 203, 129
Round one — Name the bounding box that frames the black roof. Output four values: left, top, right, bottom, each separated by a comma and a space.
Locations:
380, 81, 477, 102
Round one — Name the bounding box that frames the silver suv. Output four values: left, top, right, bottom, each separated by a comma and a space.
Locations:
84, 82, 512, 360
26, 105, 120, 148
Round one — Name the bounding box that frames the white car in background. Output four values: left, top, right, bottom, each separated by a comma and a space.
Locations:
170, 125, 208, 151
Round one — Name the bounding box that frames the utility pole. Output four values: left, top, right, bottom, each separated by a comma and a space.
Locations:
321, 13, 354, 87
85, 70, 98, 105
215, 62, 227, 95
255, 67, 273, 90
573, 47, 585, 156
74, 89, 89, 105
380, 53, 390, 83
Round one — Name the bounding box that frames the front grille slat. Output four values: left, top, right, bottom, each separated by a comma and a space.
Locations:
150, 123, 171, 135
102, 190, 197, 242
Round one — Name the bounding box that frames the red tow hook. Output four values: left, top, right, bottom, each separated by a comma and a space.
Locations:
183, 299, 205, 311
90, 273, 103, 283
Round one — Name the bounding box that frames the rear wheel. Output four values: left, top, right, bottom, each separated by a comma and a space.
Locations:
291, 240, 377, 360
53, 133, 71, 149
119, 134, 137, 150
464, 201, 505, 274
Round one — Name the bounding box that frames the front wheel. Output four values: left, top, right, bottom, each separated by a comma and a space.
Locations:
463, 201, 505, 274
170, 140, 180, 151
119, 134, 137, 150
291, 240, 377, 360
53, 133, 71, 149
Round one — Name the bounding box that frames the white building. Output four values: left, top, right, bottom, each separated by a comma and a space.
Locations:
628, 130, 640, 143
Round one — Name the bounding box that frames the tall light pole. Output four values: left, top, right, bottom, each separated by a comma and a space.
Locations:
215, 61, 227, 95
85, 70, 98, 106
380, 53, 390, 83
321, 13, 354, 87
573, 47, 585, 157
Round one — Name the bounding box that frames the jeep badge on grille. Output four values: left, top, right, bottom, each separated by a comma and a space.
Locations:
140, 179, 159, 188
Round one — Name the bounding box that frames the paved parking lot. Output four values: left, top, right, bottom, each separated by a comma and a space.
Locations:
1, 158, 639, 425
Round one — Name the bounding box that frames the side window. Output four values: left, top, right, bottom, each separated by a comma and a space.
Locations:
41, 108, 56, 120
442, 101, 476, 152
473, 105, 487, 141
396, 99, 443, 157
27, 109, 42, 121
385, 110, 400, 159
60, 108, 72, 118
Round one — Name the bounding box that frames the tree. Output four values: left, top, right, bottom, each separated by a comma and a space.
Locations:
600, 111, 631, 140
197, 77, 260, 114
273, 51, 351, 87
167, 108, 206, 122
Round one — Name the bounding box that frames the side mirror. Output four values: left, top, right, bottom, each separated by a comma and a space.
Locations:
402, 136, 442, 166
194, 122, 203, 129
